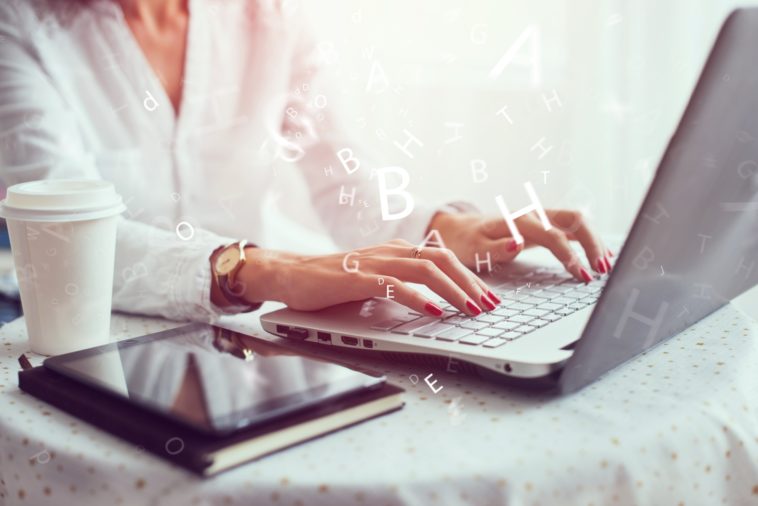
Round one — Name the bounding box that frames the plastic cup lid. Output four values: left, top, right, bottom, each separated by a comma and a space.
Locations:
0, 179, 126, 222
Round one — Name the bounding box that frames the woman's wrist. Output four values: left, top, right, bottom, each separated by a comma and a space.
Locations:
237, 248, 299, 305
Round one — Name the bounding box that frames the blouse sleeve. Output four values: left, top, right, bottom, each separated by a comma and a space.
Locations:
0, 2, 234, 322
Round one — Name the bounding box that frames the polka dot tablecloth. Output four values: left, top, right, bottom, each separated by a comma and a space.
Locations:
1, 304, 757, 506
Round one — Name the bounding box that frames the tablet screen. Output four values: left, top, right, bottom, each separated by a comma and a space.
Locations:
44, 324, 384, 435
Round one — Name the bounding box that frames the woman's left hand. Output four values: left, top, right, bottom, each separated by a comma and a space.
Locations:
430, 210, 613, 283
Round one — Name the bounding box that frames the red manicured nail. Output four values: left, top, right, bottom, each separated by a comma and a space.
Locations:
480, 294, 496, 311
580, 268, 592, 284
465, 300, 482, 316
487, 290, 502, 304
596, 258, 607, 274
507, 240, 519, 252
424, 302, 444, 316
604, 256, 613, 272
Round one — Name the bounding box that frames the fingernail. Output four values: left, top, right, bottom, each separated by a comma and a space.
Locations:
487, 290, 502, 304
608, 250, 614, 257
480, 294, 496, 311
465, 299, 482, 316
507, 240, 519, 252
580, 268, 592, 284
424, 302, 444, 317
595, 258, 607, 274
604, 256, 613, 272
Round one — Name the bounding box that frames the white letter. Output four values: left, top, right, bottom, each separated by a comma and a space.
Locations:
143, 90, 159, 111
471, 159, 488, 183
419, 229, 446, 249
494, 182, 551, 245
488, 25, 541, 86
376, 166, 415, 221
342, 252, 360, 273
366, 61, 390, 94
336, 148, 360, 175
393, 129, 424, 159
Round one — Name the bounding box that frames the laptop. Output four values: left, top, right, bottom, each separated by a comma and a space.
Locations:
261, 8, 758, 394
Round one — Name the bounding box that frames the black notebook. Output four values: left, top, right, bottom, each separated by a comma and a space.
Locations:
18, 324, 404, 477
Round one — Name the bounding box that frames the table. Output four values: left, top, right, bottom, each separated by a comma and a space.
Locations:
1, 299, 758, 506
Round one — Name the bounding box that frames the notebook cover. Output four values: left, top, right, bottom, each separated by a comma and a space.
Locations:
18, 366, 404, 476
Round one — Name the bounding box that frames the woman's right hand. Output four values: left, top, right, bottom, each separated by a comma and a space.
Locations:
238, 239, 501, 317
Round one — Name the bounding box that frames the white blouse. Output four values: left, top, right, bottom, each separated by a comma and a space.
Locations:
0, 0, 441, 321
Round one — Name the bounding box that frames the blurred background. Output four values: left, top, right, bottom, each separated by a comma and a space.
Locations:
266, 0, 755, 250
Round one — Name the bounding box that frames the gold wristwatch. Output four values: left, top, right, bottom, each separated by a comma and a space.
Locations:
211, 240, 261, 313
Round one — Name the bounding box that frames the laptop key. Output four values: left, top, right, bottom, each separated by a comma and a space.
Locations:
459, 320, 489, 331
500, 331, 522, 340
509, 314, 535, 324
435, 326, 473, 342
568, 302, 588, 311
536, 302, 563, 311
413, 322, 456, 338
550, 297, 576, 306
493, 308, 519, 318
370, 319, 404, 331
528, 319, 549, 328
444, 315, 468, 325
475, 327, 503, 338
541, 313, 562, 322
493, 321, 521, 331
523, 308, 549, 318
475, 314, 502, 324
521, 297, 545, 305
483, 338, 509, 348
555, 307, 575, 316
391, 316, 439, 334
562, 291, 586, 300
505, 303, 533, 311
514, 324, 537, 334
459, 334, 490, 345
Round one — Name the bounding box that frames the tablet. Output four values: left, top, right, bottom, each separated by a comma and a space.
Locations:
44, 323, 385, 436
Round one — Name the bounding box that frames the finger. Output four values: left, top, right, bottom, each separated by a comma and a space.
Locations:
356, 275, 448, 318
421, 247, 497, 311
550, 210, 607, 275
360, 258, 483, 316
518, 216, 592, 283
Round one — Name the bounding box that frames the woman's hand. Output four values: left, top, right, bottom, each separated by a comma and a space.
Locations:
430, 210, 613, 282
238, 240, 501, 317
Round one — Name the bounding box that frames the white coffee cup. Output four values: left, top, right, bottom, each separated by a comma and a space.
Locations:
0, 179, 125, 355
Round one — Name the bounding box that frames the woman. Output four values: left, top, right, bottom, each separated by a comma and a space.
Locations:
0, 0, 611, 321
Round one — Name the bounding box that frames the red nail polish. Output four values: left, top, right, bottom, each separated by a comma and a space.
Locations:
487, 290, 502, 304
604, 256, 612, 272
424, 302, 444, 316
580, 268, 592, 284
596, 259, 607, 274
480, 294, 496, 311
465, 300, 482, 316
507, 240, 519, 252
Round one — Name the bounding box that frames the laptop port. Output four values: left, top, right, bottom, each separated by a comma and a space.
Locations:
286, 327, 309, 340
317, 332, 331, 343
276, 324, 290, 335
341, 336, 359, 346
363, 339, 374, 349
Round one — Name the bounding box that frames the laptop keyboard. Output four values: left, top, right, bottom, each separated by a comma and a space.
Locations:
371, 267, 607, 349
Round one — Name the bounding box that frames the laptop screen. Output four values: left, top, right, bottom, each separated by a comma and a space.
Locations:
559, 8, 758, 393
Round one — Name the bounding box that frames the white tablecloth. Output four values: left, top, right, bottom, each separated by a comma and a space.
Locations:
1, 301, 758, 506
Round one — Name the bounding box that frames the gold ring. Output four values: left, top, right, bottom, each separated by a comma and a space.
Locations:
410, 247, 423, 259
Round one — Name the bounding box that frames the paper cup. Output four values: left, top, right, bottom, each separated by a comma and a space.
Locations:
0, 180, 126, 355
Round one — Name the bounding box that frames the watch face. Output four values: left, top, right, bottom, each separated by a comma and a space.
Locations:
215, 246, 241, 276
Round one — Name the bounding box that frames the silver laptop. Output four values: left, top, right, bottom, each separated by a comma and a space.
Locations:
262, 8, 758, 393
